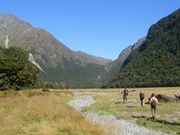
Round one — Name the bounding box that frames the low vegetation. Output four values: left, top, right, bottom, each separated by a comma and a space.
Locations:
0, 90, 105, 135
82, 87, 180, 134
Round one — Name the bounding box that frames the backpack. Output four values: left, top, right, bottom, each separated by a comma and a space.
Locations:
151, 98, 157, 107
125, 90, 128, 96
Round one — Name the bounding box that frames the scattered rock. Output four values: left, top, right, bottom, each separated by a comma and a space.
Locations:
155, 94, 178, 102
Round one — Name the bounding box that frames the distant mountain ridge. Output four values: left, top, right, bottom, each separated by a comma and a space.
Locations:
75, 51, 112, 65
102, 37, 145, 83
0, 13, 111, 88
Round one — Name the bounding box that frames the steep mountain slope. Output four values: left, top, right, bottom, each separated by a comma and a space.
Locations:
102, 37, 145, 83
0, 13, 111, 88
106, 9, 180, 88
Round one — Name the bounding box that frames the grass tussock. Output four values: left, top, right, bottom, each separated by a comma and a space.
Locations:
0, 90, 105, 135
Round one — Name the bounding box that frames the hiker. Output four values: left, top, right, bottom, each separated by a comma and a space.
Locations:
149, 93, 158, 119
139, 90, 145, 106
122, 88, 128, 104
175, 93, 180, 99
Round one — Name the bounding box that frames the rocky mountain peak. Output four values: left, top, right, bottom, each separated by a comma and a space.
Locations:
0, 13, 32, 38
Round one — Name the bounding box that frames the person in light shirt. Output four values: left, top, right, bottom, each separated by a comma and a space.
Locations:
149, 93, 159, 119
175, 92, 180, 99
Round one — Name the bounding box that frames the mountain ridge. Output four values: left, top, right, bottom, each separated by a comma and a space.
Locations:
0, 13, 110, 88
105, 9, 180, 88
0, 13, 111, 65
101, 37, 146, 84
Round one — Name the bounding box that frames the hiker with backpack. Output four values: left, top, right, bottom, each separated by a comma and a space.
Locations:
175, 93, 180, 99
149, 93, 159, 119
139, 90, 145, 106
122, 88, 129, 104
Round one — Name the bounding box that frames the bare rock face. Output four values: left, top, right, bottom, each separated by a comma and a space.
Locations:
0, 14, 32, 38
4, 35, 9, 49
28, 53, 44, 72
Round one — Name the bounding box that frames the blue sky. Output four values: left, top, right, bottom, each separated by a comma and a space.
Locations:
0, 0, 180, 60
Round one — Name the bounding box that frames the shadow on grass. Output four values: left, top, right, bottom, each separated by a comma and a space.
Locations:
132, 116, 180, 134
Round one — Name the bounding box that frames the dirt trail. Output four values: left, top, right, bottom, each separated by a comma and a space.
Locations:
68, 95, 170, 135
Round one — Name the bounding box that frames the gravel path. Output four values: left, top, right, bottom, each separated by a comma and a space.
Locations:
68, 95, 95, 111
68, 95, 170, 135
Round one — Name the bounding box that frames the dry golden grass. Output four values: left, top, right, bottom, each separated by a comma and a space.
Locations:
0, 90, 105, 135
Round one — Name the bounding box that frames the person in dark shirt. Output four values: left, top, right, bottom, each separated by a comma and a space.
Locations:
139, 90, 145, 106
122, 88, 128, 104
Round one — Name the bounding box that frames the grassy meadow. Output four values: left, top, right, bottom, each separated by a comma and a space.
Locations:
0, 90, 105, 135
0, 88, 179, 135
81, 87, 180, 135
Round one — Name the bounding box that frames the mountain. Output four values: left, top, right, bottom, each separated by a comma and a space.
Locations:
0, 13, 111, 88
102, 37, 145, 83
105, 9, 180, 88
75, 51, 112, 65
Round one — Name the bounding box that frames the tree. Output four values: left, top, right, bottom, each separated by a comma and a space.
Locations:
0, 47, 39, 90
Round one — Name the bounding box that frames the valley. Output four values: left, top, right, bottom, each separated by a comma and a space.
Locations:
0, 9, 180, 89
0, 1, 179, 135
0, 88, 179, 135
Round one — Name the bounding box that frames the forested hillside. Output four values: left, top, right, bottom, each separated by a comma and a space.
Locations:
105, 9, 180, 88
